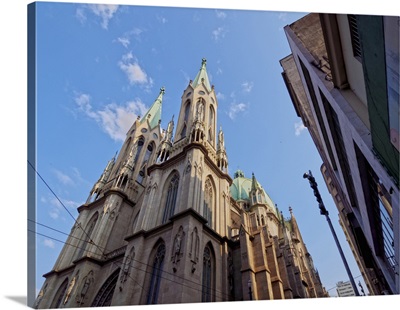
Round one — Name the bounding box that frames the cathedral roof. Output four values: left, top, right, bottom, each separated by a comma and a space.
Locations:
140, 87, 164, 129
230, 170, 278, 215
192, 58, 212, 92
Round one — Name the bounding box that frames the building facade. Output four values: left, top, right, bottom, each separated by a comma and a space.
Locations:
34, 59, 327, 308
280, 13, 399, 295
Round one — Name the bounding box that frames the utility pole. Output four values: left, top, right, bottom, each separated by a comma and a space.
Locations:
303, 170, 360, 296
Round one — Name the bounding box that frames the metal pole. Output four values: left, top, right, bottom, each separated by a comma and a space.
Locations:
303, 170, 360, 296
324, 211, 360, 296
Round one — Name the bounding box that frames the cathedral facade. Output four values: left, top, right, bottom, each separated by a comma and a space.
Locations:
34, 59, 327, 308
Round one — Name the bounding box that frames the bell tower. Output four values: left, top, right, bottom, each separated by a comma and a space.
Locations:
135, 58, 232, 235
172, 58, 218, 152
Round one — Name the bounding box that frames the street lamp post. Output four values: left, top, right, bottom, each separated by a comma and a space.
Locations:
303, 170, 360, 296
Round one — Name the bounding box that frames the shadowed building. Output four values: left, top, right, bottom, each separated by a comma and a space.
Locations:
280, 13, 399, 295
34, 59, 327, 308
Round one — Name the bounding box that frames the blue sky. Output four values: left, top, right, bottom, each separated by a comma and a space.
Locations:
29, 2, 366, 296
0, 1, 398, 309
31, 2, 370, 299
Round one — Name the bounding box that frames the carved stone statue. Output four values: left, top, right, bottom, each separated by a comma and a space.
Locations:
76, 270, 94, 305
172, 227, 185, 271
63, 273, 78, 305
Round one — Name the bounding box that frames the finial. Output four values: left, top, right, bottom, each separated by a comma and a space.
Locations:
201, 58, 207, 67
160, 86, 165, 94
289, 206, 293, 214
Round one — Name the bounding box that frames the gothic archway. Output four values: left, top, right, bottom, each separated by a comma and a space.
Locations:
91, 268, 120, 307
50, 278, 68, 308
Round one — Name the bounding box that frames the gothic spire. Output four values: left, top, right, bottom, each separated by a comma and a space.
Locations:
164, 115, 174, 143
192, 58, 212, 92
289, 206, 304, 243
251, 172, 261, 191
141, 87, 165, 129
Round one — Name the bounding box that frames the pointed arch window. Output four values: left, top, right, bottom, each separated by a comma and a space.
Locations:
136, 169, 145, 184
134, 137, 145, 164
76, 212, 99, 260
50, 278, 68, 308
208, 105, 215, 145
146, 243, 166, 304
202, 244, 214, 302
91, 268, 120, 307
143, 142, 154, 164
123, 137, 132, 159
261, 214, 265, 226
181, 101, 190, 138
203, 178, 213, 227
162, 173, 179, 223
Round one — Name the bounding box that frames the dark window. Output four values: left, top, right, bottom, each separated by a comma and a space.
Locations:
320, 90, 359, 209
298, 57, 338, 171
143, 142, 154, 164
91, 269, 120, 307
162, 173, 179, 223
50, 278, 68, 308
354, 143, 396, 273
181, 101, 190, 137
146, 243, 166, 304
202, 245, 214, 302
208, 106, 215, 145
348, 15, 362, 61
76, 212, 99, 260
134, 137, 145, 163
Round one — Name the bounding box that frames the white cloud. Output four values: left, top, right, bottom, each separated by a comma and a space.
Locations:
216, 92, 225, 100
53, 169, 74, 186
131, 28, 143, 37
75, 7, 87, 24
294, 121, 306, 136
157, 14, 168, 24
76, 4, 119, 29
96, 100, 148, 141
117, 37, 130, 48
212, 27, 227, 42
43, 239, 56, 249
118, 53, 154, 90
88, 4, 119, 29
73, 92, 149, 142
241, 81, 254, 93
215, 10, 227, 19
116, 28, 144, 48
278, 12, 288, 21
49, 211, 59, 220
228, 102, 248, 120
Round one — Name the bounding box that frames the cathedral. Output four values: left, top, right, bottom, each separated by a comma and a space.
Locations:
34, 59, 327, 308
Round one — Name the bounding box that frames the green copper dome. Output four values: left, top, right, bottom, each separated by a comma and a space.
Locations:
230, 170, 278, 216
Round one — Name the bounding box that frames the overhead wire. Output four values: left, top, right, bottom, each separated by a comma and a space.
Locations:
30, 163, 232, 301
30, 228, 231, 300
28, 160, 107, 257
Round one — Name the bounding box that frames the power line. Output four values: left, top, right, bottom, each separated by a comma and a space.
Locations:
32, 228, 231, 300
30, 160, 231, 300
28, 219, 108, 253
28, 160, 106, 256
29, 229, 102, 258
